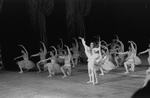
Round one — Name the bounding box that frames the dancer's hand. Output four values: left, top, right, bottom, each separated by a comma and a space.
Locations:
78, 37, 83, 40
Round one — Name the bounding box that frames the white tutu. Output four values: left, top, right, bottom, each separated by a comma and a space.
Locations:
134, 56, 141, 65
17, 60, 35, 70
44, 63, 61, 73
101, 60, 116, 71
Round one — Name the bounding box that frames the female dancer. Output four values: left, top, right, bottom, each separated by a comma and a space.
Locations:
117, 41, 136, 74
139, 43, 150, 83
70, 38, 80, 67
79, 37, 100, 85
138, 44, 150, 66
14, 45, 35, 73
97, 44, 116, 75
30, 41, 47, 73
41, 46, 61, 77
56, 38, 65, 65
60, 45, 72, 78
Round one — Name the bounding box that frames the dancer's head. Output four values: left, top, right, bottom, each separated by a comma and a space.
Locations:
72, 43, 75, 47
50, 51, 54, 56
21, 50, 25, 54
40, 48, 43, 52
90, 42, 94, 48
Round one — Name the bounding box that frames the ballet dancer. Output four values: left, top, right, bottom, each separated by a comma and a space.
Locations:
41, 46, 61, 77
117, 42, 136, 74
70, 38, 80, 67
60, 45, 72, 78
14, 45, 35, 73
30, 41, 47, 73
79, 37, 100, 85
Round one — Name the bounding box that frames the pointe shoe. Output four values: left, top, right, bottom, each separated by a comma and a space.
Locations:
95, 81, 98, 85
99, 73, 104, 75
19, 71, 23, 73
37, 71, 41, 74
47, 75, 52, 77
87, 81, 92, 83
124, 72, 129, 74
62, 75, 67, 78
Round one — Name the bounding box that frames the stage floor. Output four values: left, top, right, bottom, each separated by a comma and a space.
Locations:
0, 55, 149, 98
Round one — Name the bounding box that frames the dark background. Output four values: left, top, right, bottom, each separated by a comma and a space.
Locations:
0, 0, 150, 70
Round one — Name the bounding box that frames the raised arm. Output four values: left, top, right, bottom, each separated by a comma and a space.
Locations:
50, 46, 57, 57
19, 45, 28, 55
78, 37, 89, 50
73, 37, 79, 51
59, 38, 64, 49
64, 45, 71, 57
40, 41, 47, 55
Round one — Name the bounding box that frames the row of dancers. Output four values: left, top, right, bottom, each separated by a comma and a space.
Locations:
13, 35, 150, 86
14, 38, 80, 78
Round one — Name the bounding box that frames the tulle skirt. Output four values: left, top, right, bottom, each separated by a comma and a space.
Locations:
17, 60, 35, 70
101, 60, 116, 71
134, 56, 141, 65
44, 63, 61, 73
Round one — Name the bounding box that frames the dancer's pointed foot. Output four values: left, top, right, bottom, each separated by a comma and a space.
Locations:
62, 75, 67, 78
19, 71, 23, 73
95, 81, 98, 85
99, 73, 104, 75
47, 75, 52, 77
124, 71, 129, 74
37, 71, 41, 74
87, 81, 92, 83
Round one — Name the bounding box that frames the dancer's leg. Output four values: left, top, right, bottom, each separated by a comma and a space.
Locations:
130, 63, 135, 72
94, 70, 98, 84
61, 66, 67, 78
37, 62, 42, 73
99, 67, 104, 75
18, 64, 23, 73
66, 66, 71, 76
87, 68, 92, 83
124, 62, 129, 74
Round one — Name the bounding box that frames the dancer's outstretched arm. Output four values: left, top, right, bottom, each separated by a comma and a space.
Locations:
139, 49, 149, 55
14, 55, 23, 60
117, 51, 128, 55
30, 53, 40, 57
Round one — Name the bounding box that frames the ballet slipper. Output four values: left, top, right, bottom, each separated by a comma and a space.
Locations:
87, 81, 92, 83
37, 71, 41, 73
47, 74, 52, 77
62, 75, 67, 78
19, 71, 23, 73
124, 71, 129, 74
99, 73, 104, 75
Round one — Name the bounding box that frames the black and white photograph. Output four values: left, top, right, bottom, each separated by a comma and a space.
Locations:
0, 0, 150, 98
